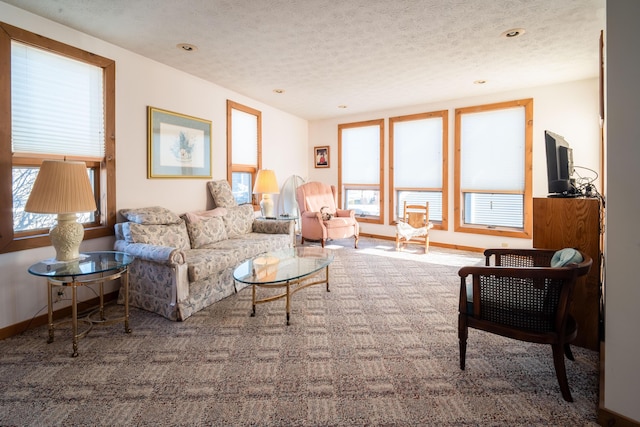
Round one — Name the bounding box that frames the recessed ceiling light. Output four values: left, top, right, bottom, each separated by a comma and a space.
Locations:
501, 28, 526, 38
474, 80, 487, 85
338, 105, 347, 109
273, 89, 285, 94
177, 43, 198, 52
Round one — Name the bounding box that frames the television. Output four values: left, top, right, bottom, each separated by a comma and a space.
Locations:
544, 130, 576, 197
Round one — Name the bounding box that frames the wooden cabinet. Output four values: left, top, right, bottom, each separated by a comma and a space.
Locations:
533, 197, 602, 350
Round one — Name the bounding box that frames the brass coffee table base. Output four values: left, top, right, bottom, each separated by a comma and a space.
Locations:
251, 266, 330, 325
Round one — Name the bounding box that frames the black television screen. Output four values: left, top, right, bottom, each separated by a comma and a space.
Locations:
544, 130, 576, 196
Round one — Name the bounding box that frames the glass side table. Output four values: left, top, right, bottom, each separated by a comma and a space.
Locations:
28, 251, 135, 357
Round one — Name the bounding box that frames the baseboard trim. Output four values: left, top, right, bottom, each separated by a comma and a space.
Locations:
599, 408, 640, 427
358, 232, 485, 253
597, 341, 640, 426
0, 290, 119, 340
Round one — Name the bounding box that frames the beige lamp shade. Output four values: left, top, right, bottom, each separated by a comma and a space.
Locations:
25, 160, 97, 214
252, 169, 279, 218
252, 169, 280, 195
24, 160, 97, 261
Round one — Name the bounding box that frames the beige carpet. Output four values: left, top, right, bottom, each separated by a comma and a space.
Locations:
0, 237, 599, 426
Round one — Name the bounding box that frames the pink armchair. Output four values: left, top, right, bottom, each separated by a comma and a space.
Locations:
296, 182, 359, 248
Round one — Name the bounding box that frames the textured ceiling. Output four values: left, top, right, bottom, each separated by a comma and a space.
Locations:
2, 0, 605, 120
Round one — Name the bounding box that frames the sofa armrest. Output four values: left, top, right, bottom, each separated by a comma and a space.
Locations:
253, 218, 294, 235
114, 240, 185, 265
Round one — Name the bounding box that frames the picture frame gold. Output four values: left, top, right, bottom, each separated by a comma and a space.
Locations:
314, 145, 330, 168
147, 106, 212, 178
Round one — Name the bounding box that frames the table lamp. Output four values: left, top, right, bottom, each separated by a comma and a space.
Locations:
252, 169, 279, 219
24, 160, 97, 262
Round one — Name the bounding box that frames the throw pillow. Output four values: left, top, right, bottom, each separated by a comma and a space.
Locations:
186, 216, 227, 249
207, 180, 238, 208
125, 221, 191, 250
551, 248, 583, 267
183, 207, 227, 224
120, 206, 182, 225
223, 204, 254, 238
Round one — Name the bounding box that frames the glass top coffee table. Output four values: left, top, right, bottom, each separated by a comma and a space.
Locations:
233, 247, 333, 325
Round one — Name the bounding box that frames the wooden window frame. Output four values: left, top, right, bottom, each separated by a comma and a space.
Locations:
389, 110, 448, 230
226, 100, 262, 208
454, 99, 533, 239
338, 119, 385, 225
0, 22, 116, 253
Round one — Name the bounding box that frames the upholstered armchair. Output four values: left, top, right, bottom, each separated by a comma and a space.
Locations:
296, 181, 359, 248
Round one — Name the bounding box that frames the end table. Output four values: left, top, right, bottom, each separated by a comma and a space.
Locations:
28, 251, 135, 357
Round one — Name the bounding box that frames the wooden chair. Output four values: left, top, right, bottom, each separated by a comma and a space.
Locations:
395, 201, 433, 253
458, 248, 592, 402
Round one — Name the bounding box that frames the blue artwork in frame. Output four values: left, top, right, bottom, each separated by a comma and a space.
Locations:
147, 106, 212, 178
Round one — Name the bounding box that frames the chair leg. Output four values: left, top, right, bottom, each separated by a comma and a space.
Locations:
396, 235, 400, 251
458, 314, 467, 370
425, 235, 429, 254
354, 235, 359, 249
321, 239, 325, 248
564, 343, 575, 361
552, 343, 573, 402
301, 237, 305, 245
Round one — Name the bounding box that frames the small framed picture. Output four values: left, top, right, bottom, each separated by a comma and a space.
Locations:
314, 146, 330, 168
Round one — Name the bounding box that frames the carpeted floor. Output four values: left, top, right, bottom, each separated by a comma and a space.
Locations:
0, 237, 599, 426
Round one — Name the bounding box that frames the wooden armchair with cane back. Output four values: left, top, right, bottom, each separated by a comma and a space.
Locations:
458, 248, 592, 402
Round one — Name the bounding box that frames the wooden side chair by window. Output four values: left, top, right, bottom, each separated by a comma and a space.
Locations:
395, 201, 433, 253
458, 248, 592, 402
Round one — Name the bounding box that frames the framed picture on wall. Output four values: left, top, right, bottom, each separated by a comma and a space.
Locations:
314, 146, 330, 168
147, 106, 212, 178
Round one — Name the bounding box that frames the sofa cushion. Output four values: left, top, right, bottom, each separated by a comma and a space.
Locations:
120, 206, 182, 225
223, 204, 255, 238
207, 180, 238, 208
183, 248, 244, 282
123, 221, 191, 250
186, 216, 228, 249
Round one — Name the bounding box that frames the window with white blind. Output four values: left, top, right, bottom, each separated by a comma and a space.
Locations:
454, 99, 533, 238
338, 119, 384, 224
0, 22, 116, 253
390, 111, 448, 229
226, 100, 262, 206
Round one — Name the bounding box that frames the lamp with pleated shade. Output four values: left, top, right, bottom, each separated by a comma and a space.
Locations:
252, 169, 279, 219
24, 160, 97, 261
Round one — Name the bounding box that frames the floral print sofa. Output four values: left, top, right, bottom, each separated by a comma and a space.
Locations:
113, 181, 294, 321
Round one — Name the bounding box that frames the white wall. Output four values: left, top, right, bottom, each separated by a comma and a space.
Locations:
308, 78, 601, 249
0, 3, 309, 329
604, 0, 640, 422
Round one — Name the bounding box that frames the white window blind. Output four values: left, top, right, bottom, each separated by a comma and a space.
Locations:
460, 107, 524, 191
231, 108, 258, 166
11, 41, 104, 157
342, 125, 379, 184
394, 117, 442, 187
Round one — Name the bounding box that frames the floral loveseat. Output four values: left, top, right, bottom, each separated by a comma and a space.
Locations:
114, 181, 294, 321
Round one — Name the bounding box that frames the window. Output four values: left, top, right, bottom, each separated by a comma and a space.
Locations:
226, 100, 261, 206
0, 22, 116, 253
454, 99, 533, 238
338, 119, 384, 224
389, 111, 448, 229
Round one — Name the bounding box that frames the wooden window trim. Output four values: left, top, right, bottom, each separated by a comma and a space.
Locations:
226, 100, 262, 208
389, 110, 448, 230
0, 22, 116, 253
454, 98, 533, 239
338, 118, 385, 225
